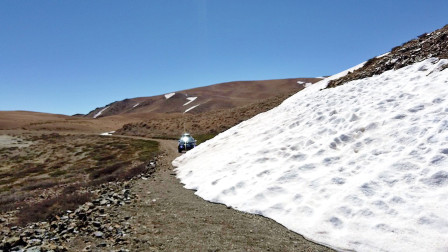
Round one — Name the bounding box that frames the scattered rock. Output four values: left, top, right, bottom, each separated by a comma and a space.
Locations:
0, 157, 158, 251
93, 231, 104, 238
327, 24, 448, 88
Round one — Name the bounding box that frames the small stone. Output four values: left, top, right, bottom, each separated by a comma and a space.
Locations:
41, 243, 59, 251
93, 231, 104, 238
5, 236, 26, 248
24, 246, 41, 252
97, 242, 107, 247
82, 245, 92, 251
27, 238, 42, 246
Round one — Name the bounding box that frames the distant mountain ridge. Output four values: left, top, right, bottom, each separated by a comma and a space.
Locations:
84, 77, 321, 118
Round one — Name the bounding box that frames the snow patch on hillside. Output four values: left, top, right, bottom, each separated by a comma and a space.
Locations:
183, 97, 197, 106
173, 58, 448, 252
298, 81, 312, 88
184, 104, 200, 113
100, 131, 115, 136
93, 106, 109, 119
132, 103, 140, 108
165, 93, 175, 99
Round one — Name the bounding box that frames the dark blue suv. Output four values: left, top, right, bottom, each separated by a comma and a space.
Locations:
178, 133, 196, 153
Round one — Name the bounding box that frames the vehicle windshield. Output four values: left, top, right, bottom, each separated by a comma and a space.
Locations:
179, 136, 195, 143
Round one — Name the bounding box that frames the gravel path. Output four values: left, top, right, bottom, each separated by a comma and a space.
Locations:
118, 139, 335, 251
64, 138, 335, 251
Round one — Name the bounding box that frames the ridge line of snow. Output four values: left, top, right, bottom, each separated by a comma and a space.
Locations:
184, 104, 200, 113
93, 106, 109, 119
165, 93, 175, 99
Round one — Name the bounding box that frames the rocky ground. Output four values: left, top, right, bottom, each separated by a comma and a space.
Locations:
1, 138, 335, 252
327, 24, 448, 88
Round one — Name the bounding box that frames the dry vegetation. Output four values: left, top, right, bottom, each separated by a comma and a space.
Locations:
0, 133, 158, 226
117, 92, 297, 140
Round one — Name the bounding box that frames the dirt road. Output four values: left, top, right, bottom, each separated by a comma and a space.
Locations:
68, 138, 335, 251
119, 139, 334, 251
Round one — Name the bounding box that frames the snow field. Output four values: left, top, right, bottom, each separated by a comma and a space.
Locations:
100, 131, 115, 136
173, 58, 448, 251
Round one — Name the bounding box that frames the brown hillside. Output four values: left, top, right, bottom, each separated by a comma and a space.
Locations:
0, 111, 141, 133
85, 77, 320, 118
116, 91, 301, 139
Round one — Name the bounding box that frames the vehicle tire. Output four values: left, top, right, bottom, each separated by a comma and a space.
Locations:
178, 148, 182, 153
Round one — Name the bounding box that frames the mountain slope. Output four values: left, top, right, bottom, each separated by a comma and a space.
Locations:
85, 78, 320, 118
173, 26, 448, 252
328, 24, 448, 88
116, 92, 298, 138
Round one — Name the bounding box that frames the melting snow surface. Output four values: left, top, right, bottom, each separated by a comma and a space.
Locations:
93, 106, 109, 119
165, 93, 175, 99
298, 81, 312, 88
133, 103, 140, 108
184, 104, 200, 113
184, 97, 197, 106
173, 58, 448, 252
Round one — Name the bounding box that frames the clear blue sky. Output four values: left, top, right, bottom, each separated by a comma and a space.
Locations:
1, 0, 447, 115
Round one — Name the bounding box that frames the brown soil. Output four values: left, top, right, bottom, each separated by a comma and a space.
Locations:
66, 139, 335, 252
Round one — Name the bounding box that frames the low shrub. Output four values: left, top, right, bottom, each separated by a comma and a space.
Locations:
0, 192, 28, 213
22, 179, 60, 191
89, 161, 131, 180
49, 169, 67, 177
14, 163, 46, 177
118, 163, 147, 180
16, 192, 93, 226
364, 57, 377, 67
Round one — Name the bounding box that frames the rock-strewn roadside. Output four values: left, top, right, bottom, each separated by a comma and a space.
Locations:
2, 139, 335, 252
0, 161, 157, 252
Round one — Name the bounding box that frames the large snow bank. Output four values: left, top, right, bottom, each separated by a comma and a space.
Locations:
173, 58, 448, 252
